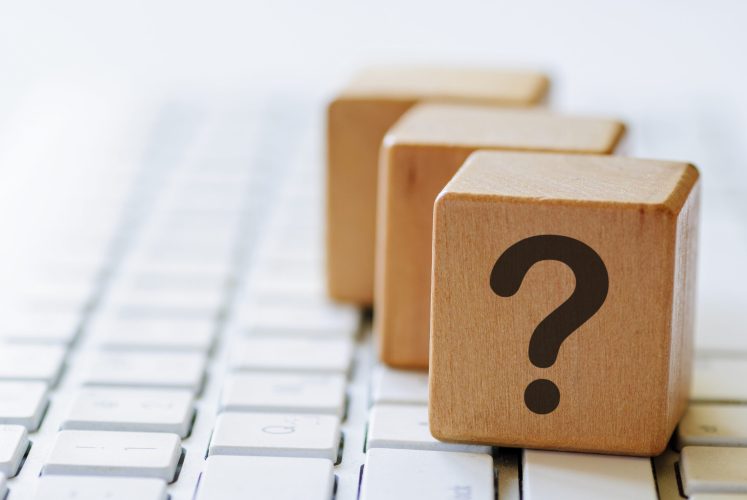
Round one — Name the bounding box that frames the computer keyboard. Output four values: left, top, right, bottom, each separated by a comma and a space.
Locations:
0, 87, 745, 499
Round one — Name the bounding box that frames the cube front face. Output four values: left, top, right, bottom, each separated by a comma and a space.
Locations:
326, 98, 414, 305
430, 198, 675, 454
429, 156, 700, 456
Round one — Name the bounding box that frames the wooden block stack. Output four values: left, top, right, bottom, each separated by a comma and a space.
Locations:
324, 66, 701, 455
428, 152, 699, 455
326, 66, 548, 305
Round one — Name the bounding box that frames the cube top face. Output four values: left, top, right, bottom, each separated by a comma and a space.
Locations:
338, 66, 549, 105
446, 151, 697, 209
429, 153, 699, 456
385, 103, 625, 155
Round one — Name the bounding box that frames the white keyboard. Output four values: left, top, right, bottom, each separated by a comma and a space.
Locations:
0, 88, 746, 500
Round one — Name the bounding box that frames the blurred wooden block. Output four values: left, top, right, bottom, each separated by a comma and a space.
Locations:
326, 66, 549, 305
376, 103, 625, 368
429, 152, 700, 455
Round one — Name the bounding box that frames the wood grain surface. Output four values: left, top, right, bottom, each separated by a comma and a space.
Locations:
429, 151, 700, 456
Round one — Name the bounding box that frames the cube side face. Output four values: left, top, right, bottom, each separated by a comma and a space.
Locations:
375, 144, 476, 368
665, 179, 701, 433
429, 193, 679, 456
326, 98, 414, 305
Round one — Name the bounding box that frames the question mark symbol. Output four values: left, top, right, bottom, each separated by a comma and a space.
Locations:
490, 235, 609, 415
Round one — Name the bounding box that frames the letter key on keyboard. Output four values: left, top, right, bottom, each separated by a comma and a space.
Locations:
43, 430, 181, 481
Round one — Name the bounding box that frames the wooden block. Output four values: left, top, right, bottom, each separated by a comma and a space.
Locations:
376, 103, 625, 368
429, 152, 700, 455
326, 66, 549, 305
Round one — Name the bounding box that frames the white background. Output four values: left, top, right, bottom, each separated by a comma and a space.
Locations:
0, 0, 745, 347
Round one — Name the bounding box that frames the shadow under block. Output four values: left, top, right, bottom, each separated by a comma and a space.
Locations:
326, 66, 549, 305
429, 152, 700, 456
375, 103, 625, 368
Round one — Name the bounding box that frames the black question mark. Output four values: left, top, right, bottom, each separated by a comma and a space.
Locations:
490, 235, 609, 415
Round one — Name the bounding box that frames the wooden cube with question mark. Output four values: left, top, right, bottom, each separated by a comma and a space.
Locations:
429, 151, 700, 456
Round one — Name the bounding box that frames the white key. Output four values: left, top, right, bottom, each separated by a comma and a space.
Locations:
0, 425, 29, 476
209, 412, 341, 461
367, 404, 490, 454
360, 448, 493, 500
371, 366, 429, 405
93, 317, 216, 352
678, 404, 747, 447
692, 357, 747, 402
34, 476, 168, 500
0, 308, 81, 344
240, 303, 359, 338
523, 449, 657, 500
62, 388, 194, 437
220, 373, 346, 416
0, 381, 49, 430
231, 338, 353, 374
104, 289, 225, 320
690, 495, 747, 499
0, 345, 66, 385
83, 351, 206, 393
43, 430, 181, 481
0, 473, 6, 499
681, 446, 747, 494
196, 455, 334, 500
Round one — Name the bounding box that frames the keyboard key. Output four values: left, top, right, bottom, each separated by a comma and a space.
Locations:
240, 302, 359, 338
195, 455, 334, 500
360, 448, 493, 500
209, 412, 341, 461
367, 404, 490, 454
43, 430, 181, 481
93, 317, 216, 352
0, 473, 5, 499
0, 425, 29, 476
678, 404, 747, 448
33, 476, 168, 500
692, 357, 747, 402
371, 366, 428, 405
231, 338, 353, 374
83, 351, 206, 393
0, 381, 49, 430
0, 308, 81, 344
0, 345, 66, 385
61, 388, 194, 437
220, 373, 346, 417
681, 446, 747, 495
522, 449, 657, 500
